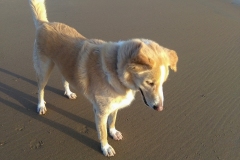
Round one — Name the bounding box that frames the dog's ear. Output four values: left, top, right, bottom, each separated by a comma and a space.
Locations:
119, 40, 154, 73
167, 50, 178, 72
129, 45, 155, 73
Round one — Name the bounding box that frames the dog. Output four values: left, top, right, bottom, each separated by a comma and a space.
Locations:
29, 0, 178, 156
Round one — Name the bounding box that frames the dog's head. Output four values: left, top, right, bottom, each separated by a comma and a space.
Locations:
117, 39, 178, 111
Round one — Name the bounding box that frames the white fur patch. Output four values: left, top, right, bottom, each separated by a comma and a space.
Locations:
111, 90, 135, 111
158, 65, 166, 106
160, 65, 166, 85
109, 128, 123, 140
101, 143, 116, 157
109, 128, 117, 134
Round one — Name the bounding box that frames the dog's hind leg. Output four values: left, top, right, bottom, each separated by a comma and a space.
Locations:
62, 77, 77, 99
108, 110, 123, 140
34, 51, 54, 115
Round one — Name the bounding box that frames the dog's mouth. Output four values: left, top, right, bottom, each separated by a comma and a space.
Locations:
139, 88, 163, 111
139, 88, 149, 107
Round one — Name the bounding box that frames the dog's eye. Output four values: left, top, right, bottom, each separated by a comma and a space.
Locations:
146, 80, 155, 87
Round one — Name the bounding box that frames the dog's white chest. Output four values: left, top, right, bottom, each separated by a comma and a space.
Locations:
111, 90, 135, 110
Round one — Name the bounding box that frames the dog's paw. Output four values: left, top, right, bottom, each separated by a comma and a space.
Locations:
64, 91, 77, 99
109, 128, 123, 140
101, 144, 116, 157
37, 104, 47, 115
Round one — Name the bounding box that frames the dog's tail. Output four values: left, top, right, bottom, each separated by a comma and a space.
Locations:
29, 0, 48, 28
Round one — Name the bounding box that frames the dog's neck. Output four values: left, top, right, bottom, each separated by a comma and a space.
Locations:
116, 40, 139, 91
100, 43, 130, 95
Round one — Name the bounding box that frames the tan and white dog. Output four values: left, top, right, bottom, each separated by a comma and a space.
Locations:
29, 0, 178, 156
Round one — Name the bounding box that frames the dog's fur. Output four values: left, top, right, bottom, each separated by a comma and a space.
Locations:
29, 0, 178, 156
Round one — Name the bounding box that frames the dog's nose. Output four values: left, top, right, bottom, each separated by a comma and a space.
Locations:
153, 105, 163, 111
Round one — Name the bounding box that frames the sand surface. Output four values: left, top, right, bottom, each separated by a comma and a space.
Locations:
1, 0, 240, 159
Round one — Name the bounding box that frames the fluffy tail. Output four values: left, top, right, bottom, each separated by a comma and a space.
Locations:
29, 0, 48, 28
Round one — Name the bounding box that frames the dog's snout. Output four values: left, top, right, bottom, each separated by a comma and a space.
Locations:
153, 105, 163, 111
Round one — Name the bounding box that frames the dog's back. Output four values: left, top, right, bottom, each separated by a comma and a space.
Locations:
36, 22, 84, 56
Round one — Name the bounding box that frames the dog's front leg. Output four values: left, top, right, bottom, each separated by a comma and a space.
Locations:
108, 110, 123, 140
94, 111, 116, 156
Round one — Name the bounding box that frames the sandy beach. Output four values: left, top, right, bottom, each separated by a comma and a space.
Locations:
0, 0, 240, 159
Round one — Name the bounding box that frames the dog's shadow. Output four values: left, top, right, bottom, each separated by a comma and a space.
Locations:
0, 68, 100, 153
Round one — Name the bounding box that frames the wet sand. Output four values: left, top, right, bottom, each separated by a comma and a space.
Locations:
0, 0, 240, 159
